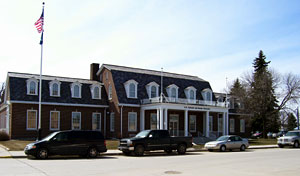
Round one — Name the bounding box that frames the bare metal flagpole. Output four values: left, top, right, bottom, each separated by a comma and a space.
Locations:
38, 2, 45, 140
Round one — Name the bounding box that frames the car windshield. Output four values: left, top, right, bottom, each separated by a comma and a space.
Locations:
216, 136, 229, 141
135, 131, 150, 138
285, 132, 299, 137
40, 132, 59, 141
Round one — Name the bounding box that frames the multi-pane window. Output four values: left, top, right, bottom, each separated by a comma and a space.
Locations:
190, 90, 195, 100
171, 88, 176, 98
129, 83, 136, 98
50, 111, 60, 130
150, 86, 157, 98
94, 87, 100, 99
189, 115, 196, 132
128, 112, 137, 131
92, 113, 101, 131
108, 84, 112, 100
27, 110, 37, 130
150, 113, 157, 130
74, 85, 80, 97
72, 112, 81, 130
240, 119, 245, 133
230, 119, 235, 133
110, 112, 115, 132
71, 82, 82, 98
29, 81, 37, 95
52, 83, 59, 96
209, 116, 213, 132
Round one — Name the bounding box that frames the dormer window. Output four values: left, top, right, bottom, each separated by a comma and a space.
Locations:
26, 78, 38, 95
90, 84, 102, 99
124, 80, 138, 99
202, 88, 212, 101
184, 86, 197, 100
167, 84, 179, 101
71, 82, 82, 98
146, 82, 159, 98
49, 80, 61, 97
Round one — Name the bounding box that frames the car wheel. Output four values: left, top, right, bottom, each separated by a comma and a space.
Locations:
240, 145, 246, 151
177, 144, 187, 155
164, 149, 172, 154
294, 141, 299, 148
36, 148, 48, 159
134, 145, 144, 156
220, 145, 226, 152
278, 144, 284, 148
87, 147, 98, 158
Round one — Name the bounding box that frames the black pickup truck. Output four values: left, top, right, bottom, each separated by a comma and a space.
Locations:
118, 130, 193, 156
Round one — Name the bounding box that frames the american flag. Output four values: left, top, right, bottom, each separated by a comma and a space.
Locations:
35, 9, 44, 33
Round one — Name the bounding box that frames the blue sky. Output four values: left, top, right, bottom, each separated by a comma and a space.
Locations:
1, 0, 300, 92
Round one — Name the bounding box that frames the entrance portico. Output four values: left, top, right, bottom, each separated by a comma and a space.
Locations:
140, 103, 229, 137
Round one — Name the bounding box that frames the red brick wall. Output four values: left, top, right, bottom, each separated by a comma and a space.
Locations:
10, 103, 105, 139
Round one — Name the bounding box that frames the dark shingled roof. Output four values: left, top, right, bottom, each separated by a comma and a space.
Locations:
8, 72, 108, 106
105, 65, 216, 105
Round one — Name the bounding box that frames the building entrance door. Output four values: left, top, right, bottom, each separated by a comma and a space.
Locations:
169, 114, 179, 136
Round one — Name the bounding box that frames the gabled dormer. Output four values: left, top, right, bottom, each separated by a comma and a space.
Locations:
201, 88, 212, 101
71, 82, 82, 98
167, 84, 179, 101
26, 78, 38, 95
184, 86, 197, 100
49, 80, 61, 97
124, 79, 138, 99
90, 83, 102, 99
146, 82, 159, 99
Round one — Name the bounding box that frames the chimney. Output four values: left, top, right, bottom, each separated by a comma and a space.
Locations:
90, 63, 100, 81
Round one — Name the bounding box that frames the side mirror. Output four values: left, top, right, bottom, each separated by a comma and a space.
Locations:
149, 134, 153, 138
227, 139, 231, 142
52, 137, 57, 141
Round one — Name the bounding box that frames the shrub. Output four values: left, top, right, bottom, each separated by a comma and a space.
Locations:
0, 131, 10, 141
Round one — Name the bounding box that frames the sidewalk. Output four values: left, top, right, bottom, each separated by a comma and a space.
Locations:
0, 145, 278, 159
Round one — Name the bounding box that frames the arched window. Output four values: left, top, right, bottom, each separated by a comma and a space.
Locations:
190, 90, 195, 100
171, 87, 176, 98
49, 80, 61, 97
202, 89, 212, 101
74, 85, 79, 97
124, 79, 138, 98
52, 83, 59, 96
93, 87, 100, 99
151, 86, 157, 98
27, 78, 38, 95
29, 81, 36, 94
71, 82, 82, 98
129, 83, 136, 98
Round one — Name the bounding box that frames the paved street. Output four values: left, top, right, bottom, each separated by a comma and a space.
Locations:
0, 148, 299, 176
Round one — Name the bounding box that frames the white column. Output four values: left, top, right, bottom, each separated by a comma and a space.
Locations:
223, 112, 226, 135
206, 111, 210, 137
140, 109, 145, 131
157, 108, 160, 129
184, 110, 188, 136
164, 109, 168, 130
160, 108, 164, 130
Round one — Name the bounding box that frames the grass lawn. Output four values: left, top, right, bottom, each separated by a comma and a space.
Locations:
248, 138, 277, 145
0, 139, 120, 151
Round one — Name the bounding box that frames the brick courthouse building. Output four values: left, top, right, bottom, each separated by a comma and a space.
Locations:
0, 63, 250, 139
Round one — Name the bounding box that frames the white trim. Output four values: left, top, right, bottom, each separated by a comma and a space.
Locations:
146, 82, 159, 98
9, 100, 109, 108
26, 109, 37, 130
118, 103, 140, 107
26, 78, 38, 95
50, 111, 60, 131
110, 112, 115, 132
92, 112, 101, 131
184, 86, 197, 101
128, 112, 137, 132
70, 82, 82, 98
49, 80, 61, 97
90, 84, 102, 100
71, 112, 81, 130
202, 88, 212, 101
124, 79, 138, 99
166, 84, 179, 100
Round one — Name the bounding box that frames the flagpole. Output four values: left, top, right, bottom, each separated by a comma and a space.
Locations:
38, 2, 45, 140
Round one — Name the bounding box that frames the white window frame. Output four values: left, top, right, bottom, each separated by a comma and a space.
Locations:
27, 110, 37, 130
230, 118, 235, 133
50, 111, 60, 131
189, 115, 196, 132
110, 112, 115, 132
26, 78, 38, 95
209, 116, 213, 132
184, 86, 197, 101
92, 113, 101, 131
240, 119, 245, 133
128, 112, 137, 132
167, 84, 179, 100
72, 112, 81, 130
108, 84, 112, 100
49, 80, 61, 97
71, 82, 82, 98
150, 113, 157, 130
124, 79, 138, 99
202, 88, 212, 101
90, 84, 102, 100
146, 82, 159, 99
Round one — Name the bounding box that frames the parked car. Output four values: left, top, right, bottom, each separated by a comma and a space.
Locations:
251, 131, 262, 138
24, 130, 107, 159
204, 135, 249, 152
276, 130, 288, 137
277, 130, 300, 148
118, 130, 193, 156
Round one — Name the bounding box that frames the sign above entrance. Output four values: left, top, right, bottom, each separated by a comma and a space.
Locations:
184, 106, 210, 111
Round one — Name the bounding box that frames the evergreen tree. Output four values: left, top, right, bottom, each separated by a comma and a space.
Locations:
287, 113, 297, 130
230, 78, 247, 112
249, 50, 279, 137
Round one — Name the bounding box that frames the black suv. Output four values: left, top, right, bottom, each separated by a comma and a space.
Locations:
24, 130, 107, 159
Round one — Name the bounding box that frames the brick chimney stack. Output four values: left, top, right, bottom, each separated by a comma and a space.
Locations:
90, 63, 100, 81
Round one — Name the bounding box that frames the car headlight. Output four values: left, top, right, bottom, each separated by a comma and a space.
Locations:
127, 140, 133, 147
